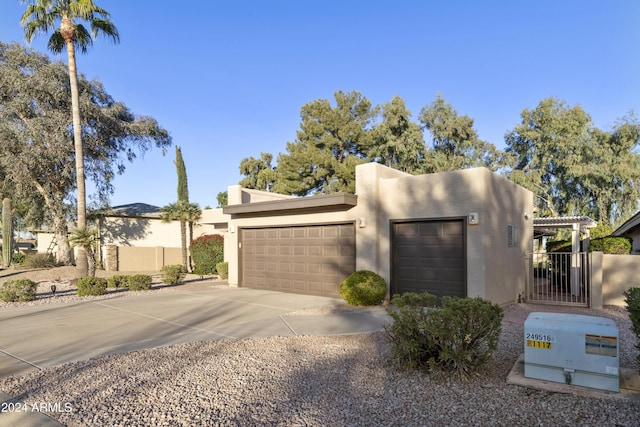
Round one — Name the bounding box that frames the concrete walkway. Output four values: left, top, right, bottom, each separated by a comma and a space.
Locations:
0, 283, 389, 426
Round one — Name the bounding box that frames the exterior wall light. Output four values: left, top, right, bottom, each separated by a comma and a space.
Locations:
468, 212, 479, 225
358, 218, 367, 228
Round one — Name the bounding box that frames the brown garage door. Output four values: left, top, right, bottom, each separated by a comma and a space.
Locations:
240, 223, 355, 297
392, 219, 466, 300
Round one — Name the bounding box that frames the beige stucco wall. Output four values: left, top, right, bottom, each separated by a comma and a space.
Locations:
224, 163, 533, 305
113, 246, 182, 271
602, 254, 640, 306
371, 165, 533, 305
101, 217, 216, 247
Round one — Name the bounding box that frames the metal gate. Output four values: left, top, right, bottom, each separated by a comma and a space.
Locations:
528, 252, 591, 307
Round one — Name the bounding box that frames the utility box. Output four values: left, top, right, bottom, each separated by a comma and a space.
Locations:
524, 312, 619, 392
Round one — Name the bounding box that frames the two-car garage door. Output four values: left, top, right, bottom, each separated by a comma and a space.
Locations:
240, 223, 355, 297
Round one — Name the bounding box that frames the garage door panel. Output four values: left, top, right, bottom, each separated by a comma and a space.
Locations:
393, 220, 465, 300
241, 224, 356, 297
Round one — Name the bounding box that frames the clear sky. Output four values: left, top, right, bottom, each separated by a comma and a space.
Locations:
1, 1, 638, 209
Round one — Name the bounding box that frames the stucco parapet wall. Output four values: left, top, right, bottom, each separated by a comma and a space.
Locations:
222, 192, 357, 217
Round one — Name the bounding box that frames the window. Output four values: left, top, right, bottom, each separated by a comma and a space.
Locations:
508, 225, 519, 248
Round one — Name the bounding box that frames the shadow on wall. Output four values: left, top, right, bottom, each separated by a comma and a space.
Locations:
100, 217, 152, 245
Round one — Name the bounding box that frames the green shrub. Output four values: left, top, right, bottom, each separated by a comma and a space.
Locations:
216, 262, 228, 280
189, 234, 224, 275
339, 270, 387, 306
624, 287, 640, 367
76, 277, 107, 296
385, 292, 439, 370
12, 252, 26, 265
425, 297, 503, 378
547, 236, 632, 255
161, 264, 187, 284
128, 274, 153, 291
23, 253, 56, 268
385, 294, 503, 379
590, 237, 632, 254
107, 275, 128, 288
0, 279, 37, 302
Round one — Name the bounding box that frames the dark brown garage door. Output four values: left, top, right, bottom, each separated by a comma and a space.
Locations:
392, 219, 466, 300
240, 223, 355, 297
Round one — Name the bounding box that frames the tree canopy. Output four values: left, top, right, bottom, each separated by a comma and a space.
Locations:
0, 42, 171, 262
273, 90, 377, 196
505, 97, 640, 225
236, 91, 639, 227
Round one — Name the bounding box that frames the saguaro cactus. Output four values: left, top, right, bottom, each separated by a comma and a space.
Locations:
2, 198, 13, 267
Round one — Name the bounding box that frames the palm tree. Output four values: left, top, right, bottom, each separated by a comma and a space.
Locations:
20, 0, 119, 277
161, 201, 202, 270
68, 227, 99, 277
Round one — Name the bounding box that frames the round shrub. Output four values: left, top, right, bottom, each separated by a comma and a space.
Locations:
77, 277, 107, 297
339, 270, 387, 306
189, 234, 224, 275
216, 262, 228, 280
1, 279, 37, 302
128, 274, 153, 291
161, 264, 187, 284
107, 275, 128, 288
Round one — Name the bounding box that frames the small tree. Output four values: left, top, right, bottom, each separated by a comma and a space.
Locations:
68, 227, 99, 277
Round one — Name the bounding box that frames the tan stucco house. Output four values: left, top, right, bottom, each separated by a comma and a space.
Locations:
213, 163, 533, 306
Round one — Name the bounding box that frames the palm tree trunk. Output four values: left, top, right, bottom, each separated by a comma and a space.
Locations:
180, 219, 188, 270
66, 39, 88, 278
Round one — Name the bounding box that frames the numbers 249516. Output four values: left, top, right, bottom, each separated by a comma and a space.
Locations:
525, 332, 555, 342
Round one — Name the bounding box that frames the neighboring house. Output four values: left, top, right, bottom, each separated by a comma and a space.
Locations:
612, 211, 640, 254
220, 163, 534, 306
95, 203, 219, 271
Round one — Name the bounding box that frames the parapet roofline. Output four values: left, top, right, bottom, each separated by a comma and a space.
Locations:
223, 192, 357, 216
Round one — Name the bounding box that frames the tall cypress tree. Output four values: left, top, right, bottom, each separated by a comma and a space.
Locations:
175, 146, 189, 203
161, 146, 201, 269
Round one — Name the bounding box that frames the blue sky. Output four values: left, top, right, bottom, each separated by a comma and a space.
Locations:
1, 1, 638, 208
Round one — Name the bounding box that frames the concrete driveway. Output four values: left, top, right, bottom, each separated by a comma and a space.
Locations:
0, 283, 389, 378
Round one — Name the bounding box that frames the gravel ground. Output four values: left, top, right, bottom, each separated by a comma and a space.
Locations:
0, 296, 638, 426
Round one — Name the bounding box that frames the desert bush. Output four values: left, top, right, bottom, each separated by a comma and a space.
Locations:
107, 275, 128, 288
385, 294, 503, 378
128, 274, 153, 291
0, 279, 37, 302
624, 287, 640, 367
23, 253, 56, 268
425, 297, 503, 378
216, 262, 228, 280
12, 252, 26, 265
189, 234, 224, 275
76, 277, 107, 297
339, 270, 387, 306
385, 292, 439, 370
161, 264, 187, 284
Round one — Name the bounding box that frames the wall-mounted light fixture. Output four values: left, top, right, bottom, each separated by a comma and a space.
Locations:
524, 212, 531, 220
358, 218, 367, 228
468, 212, 479, 225
229, 225, 236, 233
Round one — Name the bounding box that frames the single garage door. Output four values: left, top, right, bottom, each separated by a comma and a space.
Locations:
240, 223, 355, 297
392, 219, 466, 300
